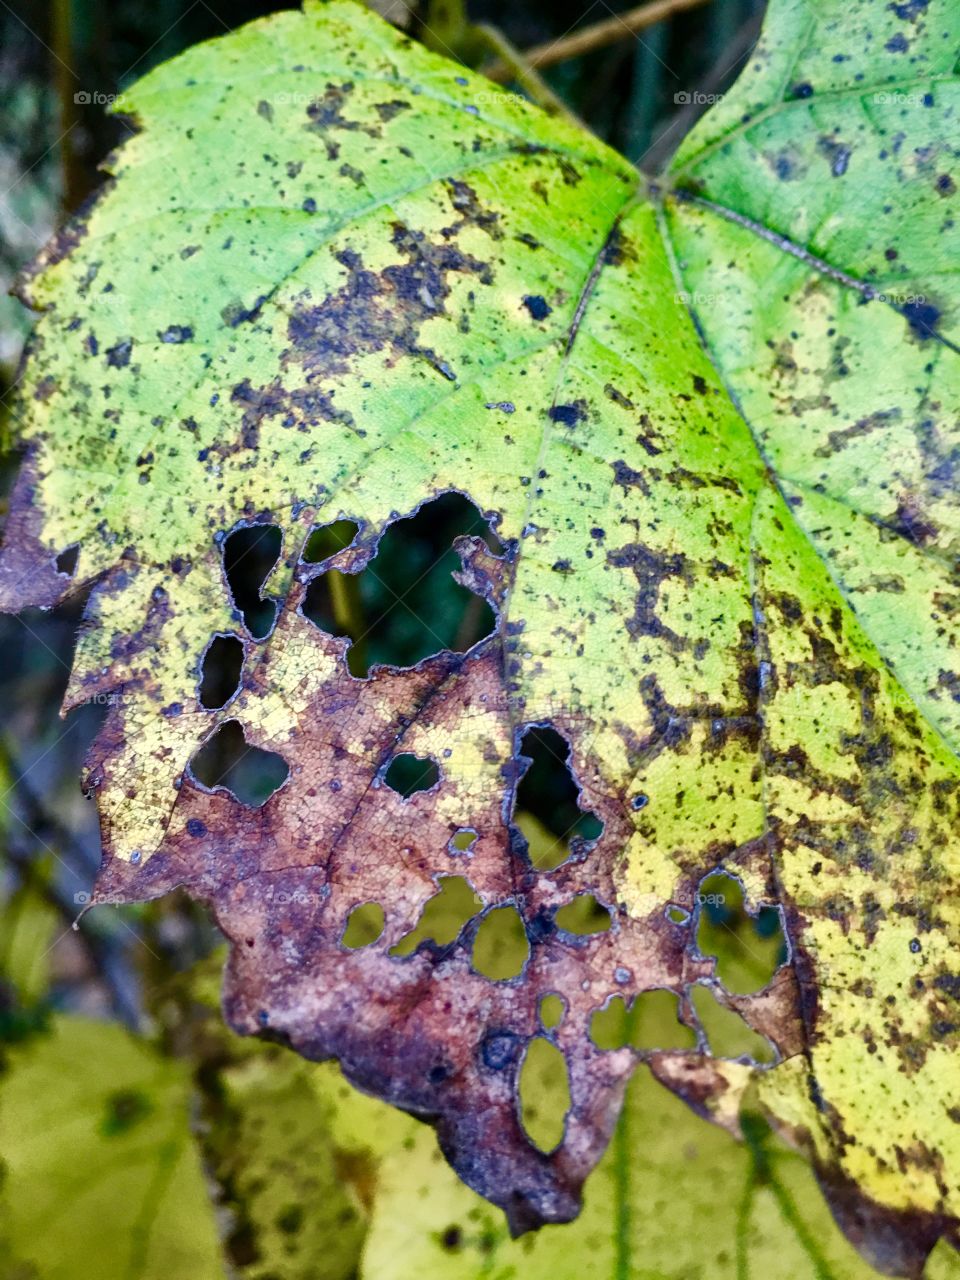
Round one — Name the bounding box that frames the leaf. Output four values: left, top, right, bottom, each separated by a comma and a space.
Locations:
0, 1017, 222, 1279
209, 1052, 371, 1279
359, 1065, 895, 1280
1, 0, 959, 1269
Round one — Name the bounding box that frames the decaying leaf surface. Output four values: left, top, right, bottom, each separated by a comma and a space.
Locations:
2, 0, 959, 1268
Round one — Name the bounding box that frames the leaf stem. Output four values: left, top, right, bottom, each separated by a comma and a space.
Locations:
483, 0, 713, 83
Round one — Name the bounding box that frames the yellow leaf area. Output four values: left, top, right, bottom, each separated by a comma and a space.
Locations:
4, 1009, 958, 1280
2, 0, 959, 1267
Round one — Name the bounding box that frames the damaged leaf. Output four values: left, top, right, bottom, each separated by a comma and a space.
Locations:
2, 0, 959, 1271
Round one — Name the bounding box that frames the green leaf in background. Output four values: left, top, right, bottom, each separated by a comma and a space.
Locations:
1, 993, 958, 1279
0, 0, 958, 1270
360, 1066, 899, 1280
0, 1017, 222, 1280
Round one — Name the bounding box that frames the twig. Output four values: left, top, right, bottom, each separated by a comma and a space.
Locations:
52, 0, 84, 212
473, 23, 582, 124
483, 0, 713, 83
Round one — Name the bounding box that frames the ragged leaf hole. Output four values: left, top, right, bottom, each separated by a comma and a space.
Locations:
189, 720, 288, 806
302, 518, 360, 564
590, 989, 696, 1052
223, 523, 281, 639
471, 905, 528, 980
691, 982, 776, 1065
342, 901, 385, 949
518, 1037, 570, 1154
389, 876, 478, 957
55, 543, 80, 577
514, 726, 602, 871
695, 871, 787, 994
198, 633, 244, 709
301, 493, 497, 676
539, 993, 565, 1030
383, 752, 439, 797
449, 826, 477, 853
554, 893, 611, 936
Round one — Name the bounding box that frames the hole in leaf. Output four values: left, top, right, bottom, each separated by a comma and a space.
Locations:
539, 993, 565, 1030
691, 982, 776, 1064
449, 827, 477, 853
189, 720, 288, 806
389, 876, 478, 957
666, 904, 689, 925
302, 518, 360, 564
554, 893, 611, 936
518, 1038, 570, 1153
472, 905, 529, 980
342, 901, 385, 949
302, 494, 498, 676
56, 544, 79, 576
513, 727, 602, 871
696, 871, 787, 994
590, 990, 697, 1052
383, 753, 440, 797
223, 523, 282, 639
198, 633, 245, 710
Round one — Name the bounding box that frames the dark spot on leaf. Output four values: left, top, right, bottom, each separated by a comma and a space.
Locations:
158, 324, 193, 343
105, 338, 133, 368
548, 401, 586, 426
101, 1089, 152, 1136
522, 294, 551, 320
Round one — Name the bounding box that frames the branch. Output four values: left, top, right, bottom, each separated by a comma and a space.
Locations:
483, 0, 713, 83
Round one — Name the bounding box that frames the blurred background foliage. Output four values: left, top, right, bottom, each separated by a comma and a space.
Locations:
0, 2, 954, 1277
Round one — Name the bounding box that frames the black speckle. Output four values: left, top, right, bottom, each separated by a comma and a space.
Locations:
548, 401, 586, 426
106, 338, 133, 368
159, 325, 193, 344
522, 294, 552, 320
901, 298, 940, 340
